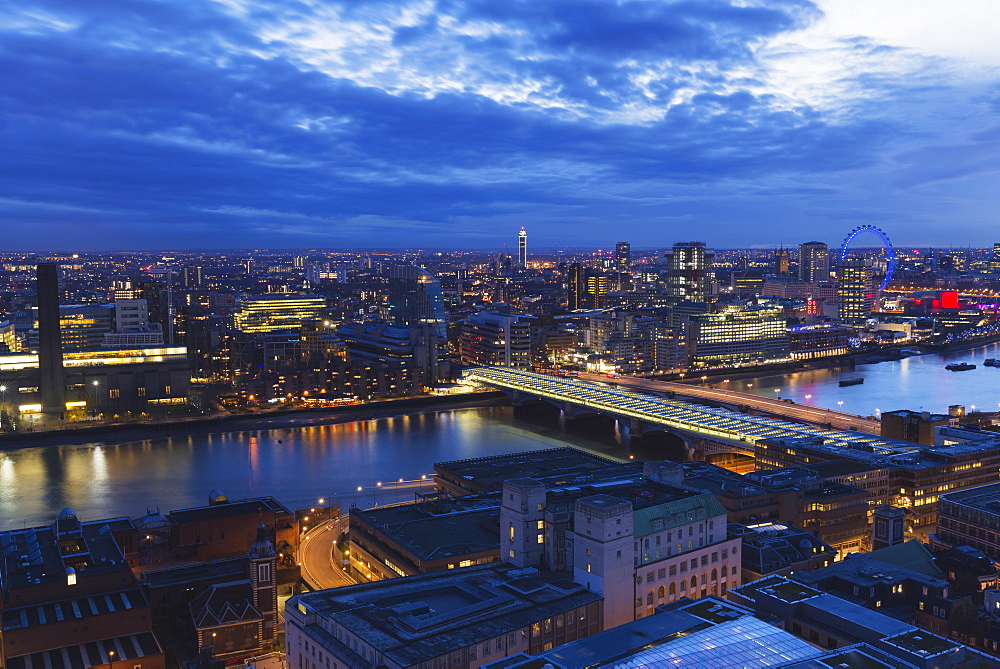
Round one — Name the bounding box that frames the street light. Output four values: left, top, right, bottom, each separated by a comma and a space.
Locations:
108, 651, 115, 669
773, 388, 780, 399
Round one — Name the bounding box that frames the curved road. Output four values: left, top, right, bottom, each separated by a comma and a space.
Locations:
578, 373, 881, 434
299, 516, 354, 591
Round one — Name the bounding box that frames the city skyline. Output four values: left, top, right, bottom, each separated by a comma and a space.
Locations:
2, 1, 999, 250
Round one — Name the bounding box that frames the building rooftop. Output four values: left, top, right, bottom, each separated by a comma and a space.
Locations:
435, 447, 636, 494
939, 481, 1000, 511
0, 516, 131, 592
141, 557, 247, 589
486, 598, 822, 669
5, 631, 163, 669
797, 552, 948, 592
168, 496, 291, 524
351, 496, 501, 562
291, 564, 601, 667
2, 587, 149, 631
865, 540, 943, 579
759, 434, 1000, 472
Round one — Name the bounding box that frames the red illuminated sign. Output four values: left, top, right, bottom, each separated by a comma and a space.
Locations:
941, 291, 959, 309
806, 299, 817, 315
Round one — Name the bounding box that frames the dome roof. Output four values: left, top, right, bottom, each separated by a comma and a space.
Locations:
58, 508, 78, 521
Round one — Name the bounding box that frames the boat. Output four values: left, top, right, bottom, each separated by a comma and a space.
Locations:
838, 377, 864, 387
945, 362, 977, 371
985, 359, 1000, 367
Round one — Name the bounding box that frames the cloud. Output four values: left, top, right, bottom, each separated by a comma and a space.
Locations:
0, 0, 997, 249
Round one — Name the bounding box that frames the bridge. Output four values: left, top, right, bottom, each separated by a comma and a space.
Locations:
461, 367, 904, 459
573, 372, 881, 435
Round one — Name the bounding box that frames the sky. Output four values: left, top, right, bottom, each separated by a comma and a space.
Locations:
2, 0, 999, 251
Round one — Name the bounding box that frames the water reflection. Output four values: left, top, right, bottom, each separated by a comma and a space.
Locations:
738, 341, 1000, 416
0, 406, 624, 527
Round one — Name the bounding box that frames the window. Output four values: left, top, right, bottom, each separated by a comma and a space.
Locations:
658, 568, 666, 579
537, 534, 544, 544
616, 550, 622, 558
586, 548, 592, 556
537, 520, 544, 529
690, 559, 697, 570
110, 388, 120, 399
711, 552, 718, 563
646, 592, 653, 605
646, 573, 654, 583
509, 525, 515, 542
701, 555, 708, 566
669, 565, 677, 576
137, 386, 146, 396
258, 563, 272, 583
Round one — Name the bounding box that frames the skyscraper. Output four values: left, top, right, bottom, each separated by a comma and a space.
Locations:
382, 264, 447, 336
798, 241, 830, 282
36, 263, 65, 419
615, 241, 631, 272
664, 242, 715, 303
837, 257, 875, 318
992, 243, 1000, 271
518, 227, 528, 267
567, 263, 608, 309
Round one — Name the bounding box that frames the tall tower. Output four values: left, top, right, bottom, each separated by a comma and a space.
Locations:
500, 479, 547, 567
837, 257, 875, 318
37, 263, 66, 419
248, 519, 279, 642
798, 241, 830, 282
774, 248, 790, 276
567, 263, 585, 309
615, 241, 631, 272
664, 242, 715, 303
573, 495, 635, 628
518, 227, 528, 267
991, 243, 1000, 271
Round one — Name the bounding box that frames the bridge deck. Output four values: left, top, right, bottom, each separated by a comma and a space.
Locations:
463, 367, 912, 452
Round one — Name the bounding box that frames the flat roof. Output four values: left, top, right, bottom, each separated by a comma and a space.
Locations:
940, 481, 1000, 511
435, 447, 635, 493
352, 501, 500, 562
5, 632, 162, 669
292, 564, 601, 667
168, 497, 291, 524
141, 557, 247, 589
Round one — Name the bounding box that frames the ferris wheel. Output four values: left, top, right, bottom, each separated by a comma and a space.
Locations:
839, 225, 895, 292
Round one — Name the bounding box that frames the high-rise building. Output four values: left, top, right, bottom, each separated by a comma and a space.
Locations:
664, 242, 715, 303
233, 294, 327, 333
687, 305, 790, 368
615, 241, 631, 272
992, 243, 1000, 270
798, 241, 830, 282
774, 247, 790, 276
36, 263, 65, 419
567, 264, 609, 309
382, 264, 447, 336
460, 310, 532, 368
517, 227, 527, 267
837, 257, 875, 318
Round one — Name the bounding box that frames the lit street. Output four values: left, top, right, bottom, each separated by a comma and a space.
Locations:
299, 516, 353, 591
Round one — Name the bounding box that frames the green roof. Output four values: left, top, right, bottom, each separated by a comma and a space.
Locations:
868, 540, 943, 579
632, 493, 727, 537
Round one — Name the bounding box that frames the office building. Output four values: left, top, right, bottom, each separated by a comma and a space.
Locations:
687, 305, 789, 368
729, 522, 835, 582
517, 227, 527, 267
880, 410, 952, 446
0, 509, 166, 669
730, 575, 996, 667
787, 324, 851, 359
0, 346, 191, 425
233, 294, 326, 333
566, 263, 608, 309
460, 311, 532, 368
837, 257, 876, 318
664, 242, 715, 303
755, 434, 1000, 540
679, 462, 870, 558
798, 241, 830, 282
338, 321, 440, 386
992, 243, 1000, 271
285, 563, 603, 669
491, 597, 825, 669
382, 264, 448, 336
932, 482, 1000, 563
614, 241, 630, 272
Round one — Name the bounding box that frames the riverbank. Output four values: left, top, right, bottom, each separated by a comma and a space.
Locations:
0, 391, 511, 451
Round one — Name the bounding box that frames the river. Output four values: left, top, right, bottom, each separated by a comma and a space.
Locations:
4, 341, 1000, 527
0, 407, 626, 527
734, 340, 1000, 418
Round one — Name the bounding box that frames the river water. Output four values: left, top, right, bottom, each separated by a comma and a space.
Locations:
735, 340, 1000, 418
4, 341, 999, 527
0, 407, 625, 527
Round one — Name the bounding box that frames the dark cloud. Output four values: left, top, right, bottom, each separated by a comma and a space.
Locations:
0, 0, 994, 249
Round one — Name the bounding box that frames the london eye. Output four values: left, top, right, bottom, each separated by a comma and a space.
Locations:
838, 225, 895, 292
